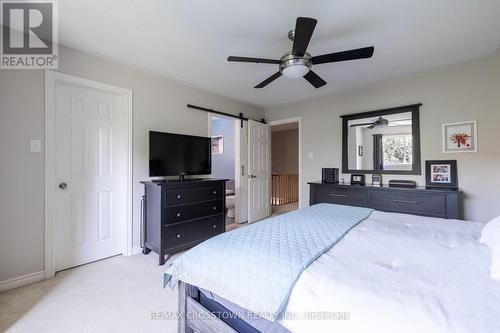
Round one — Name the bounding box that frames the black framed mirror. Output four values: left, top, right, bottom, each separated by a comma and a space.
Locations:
341, 104, 422, 175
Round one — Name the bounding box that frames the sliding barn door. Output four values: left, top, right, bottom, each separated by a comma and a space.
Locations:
248, 120, 271, 223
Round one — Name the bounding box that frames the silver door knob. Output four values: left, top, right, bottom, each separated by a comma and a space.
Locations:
58, 182, 68, 190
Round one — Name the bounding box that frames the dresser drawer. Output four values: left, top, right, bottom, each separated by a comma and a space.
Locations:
164, 184, 223, 206
314, 186, 368, 207
370, 190, 446, 217
164, 216, 224, 250
164, 200, 223, 224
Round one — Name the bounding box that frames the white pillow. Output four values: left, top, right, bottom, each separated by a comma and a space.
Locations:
480, 216, 500, 279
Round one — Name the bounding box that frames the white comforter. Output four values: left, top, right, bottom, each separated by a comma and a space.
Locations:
279, 211, 500, 333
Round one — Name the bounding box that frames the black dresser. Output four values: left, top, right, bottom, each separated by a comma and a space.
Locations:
141, 179, 227, 265
309, 182, 461, 219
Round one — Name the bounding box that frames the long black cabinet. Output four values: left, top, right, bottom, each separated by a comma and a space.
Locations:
309, 182, 461, 219
141, 179, 227, 265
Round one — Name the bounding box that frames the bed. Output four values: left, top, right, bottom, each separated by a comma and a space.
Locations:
165, 203, 500, 333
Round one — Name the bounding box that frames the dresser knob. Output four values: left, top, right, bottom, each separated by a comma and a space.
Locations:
213, 190, 217, 194
176, 234, 181, 238
176, 194, 181, 199
213, 206, 217, 210
212, 224, 216, 229
176, 213, 181, 217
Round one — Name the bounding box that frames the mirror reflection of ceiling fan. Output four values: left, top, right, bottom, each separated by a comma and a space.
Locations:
350, 116, 411, 129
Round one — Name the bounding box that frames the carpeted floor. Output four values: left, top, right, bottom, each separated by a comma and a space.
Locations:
271, 202, 299, 216
0, 253, 182, 333
0, 209, 293, 333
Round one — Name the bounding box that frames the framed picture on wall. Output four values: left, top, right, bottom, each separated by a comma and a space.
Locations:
211, 135, 224, 154
425, 160, 458, 189
442, 121, 477, 153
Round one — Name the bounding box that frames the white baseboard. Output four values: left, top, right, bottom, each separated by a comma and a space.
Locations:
131, 246, 143, 255
0, 271, 45, 293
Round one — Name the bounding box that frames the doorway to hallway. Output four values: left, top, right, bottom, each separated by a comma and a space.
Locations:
270, 120, 300, 216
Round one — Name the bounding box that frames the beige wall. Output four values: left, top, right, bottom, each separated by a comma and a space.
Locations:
272, 129, 299, 174
266, 52, 500, 223
0, 70, 45, 283
0, 45, 264, 282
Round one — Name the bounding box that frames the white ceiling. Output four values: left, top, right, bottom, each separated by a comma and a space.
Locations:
59, 0, 500, 108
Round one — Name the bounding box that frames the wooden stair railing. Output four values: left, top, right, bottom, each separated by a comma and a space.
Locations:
271, 173, 298, 206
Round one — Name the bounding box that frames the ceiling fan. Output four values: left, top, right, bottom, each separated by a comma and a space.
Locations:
227, 17, 374, 89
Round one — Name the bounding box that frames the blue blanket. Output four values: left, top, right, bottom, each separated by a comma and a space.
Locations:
164, 203, 373, 321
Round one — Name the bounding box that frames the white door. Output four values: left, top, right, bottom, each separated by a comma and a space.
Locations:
248, 120, 271, 223
54, 82, 125, 272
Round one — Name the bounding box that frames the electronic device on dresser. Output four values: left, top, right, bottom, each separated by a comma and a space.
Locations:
389, 180, 417, 188
309, 182, 461, 219
322, 168, 339, 183
149, 131, 211, 181
141, 179, 226, 265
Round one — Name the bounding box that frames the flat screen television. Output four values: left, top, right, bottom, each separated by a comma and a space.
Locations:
149, 131, 211, 177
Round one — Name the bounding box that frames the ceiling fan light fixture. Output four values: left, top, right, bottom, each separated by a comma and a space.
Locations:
281, 64, 310, 79
279, 52, 312, 79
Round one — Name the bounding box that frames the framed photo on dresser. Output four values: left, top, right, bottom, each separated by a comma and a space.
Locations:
372, 174, 382, 187
425, 160, 458, 189
351, 174, 366, 186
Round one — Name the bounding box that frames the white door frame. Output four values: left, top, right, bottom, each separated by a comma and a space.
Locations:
268, 117, 303, 209
44, 70, 133, 279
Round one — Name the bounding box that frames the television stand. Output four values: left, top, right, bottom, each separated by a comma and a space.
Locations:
140, 178, 227, 265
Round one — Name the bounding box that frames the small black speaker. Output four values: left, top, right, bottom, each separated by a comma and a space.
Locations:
389, 180, 417, 188
322, 168, 339, 184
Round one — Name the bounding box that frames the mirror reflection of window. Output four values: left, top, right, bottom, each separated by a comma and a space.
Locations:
347, 111, 413, 171
382, 134, 413, 170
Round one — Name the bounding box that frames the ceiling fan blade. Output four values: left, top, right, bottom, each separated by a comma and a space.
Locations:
312, 46, 374, 65
303, 70, 326, 88
292, 17, 317, 56
254, 72, 282, 88
350, 122, 375, 127
390, 119, 412, 123
227, 56, 281, 64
